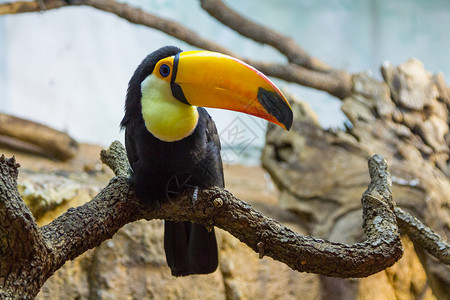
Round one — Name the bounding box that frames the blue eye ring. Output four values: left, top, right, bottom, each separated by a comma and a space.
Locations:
159, 64, 171, 77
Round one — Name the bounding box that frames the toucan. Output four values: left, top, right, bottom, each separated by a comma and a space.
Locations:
120, 46, 292, 276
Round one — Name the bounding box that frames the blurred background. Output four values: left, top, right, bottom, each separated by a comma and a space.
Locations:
1, 0, 450, 164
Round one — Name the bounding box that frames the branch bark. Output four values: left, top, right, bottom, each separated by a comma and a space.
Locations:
1, 1, 448, 298
207, 154, 403, 277
0, 113, 78, 161
0, 155, 51, 297
395, 207, 450, 265
200, 0, 331, 72
246, 60, 352, 100
262, 61, 450, 298
0, 141, 405, 298
0, 0, 232, 55
0, 0, 353, 99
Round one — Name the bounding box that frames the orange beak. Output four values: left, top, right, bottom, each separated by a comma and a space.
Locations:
157, 51, 293, 130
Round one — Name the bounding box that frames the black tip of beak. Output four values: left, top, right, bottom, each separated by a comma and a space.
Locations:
257, 88, 293, 130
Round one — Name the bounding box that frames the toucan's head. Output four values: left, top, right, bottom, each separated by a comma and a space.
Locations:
121, 46, 293, 142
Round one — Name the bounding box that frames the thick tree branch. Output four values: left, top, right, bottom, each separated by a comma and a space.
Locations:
0, 155, 41, 260
202, 155, 403, 277
40, 146, 404, 279
0, 0, 353, 99
2, 140, 449, 297
40, 176, 139, 269
48, 143, 402, 277
0, 155, 51, 297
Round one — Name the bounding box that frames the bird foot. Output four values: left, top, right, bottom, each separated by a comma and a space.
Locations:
191, 186, 199, 205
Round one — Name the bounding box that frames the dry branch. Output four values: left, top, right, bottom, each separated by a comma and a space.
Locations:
0, 155, 51, 297
199, 0, 352, 98
1, 1, 449, 298
0, 0, 353, 99
0, 113, 78, 161
0, 141, 406, 298
208, 154, 403, 277
0, 0, 231, 54
200, 0, 331, 72
100, 140, 129, 177
262, 61, 450, 298
246, 60, 352, 100
395, 207, 450, 265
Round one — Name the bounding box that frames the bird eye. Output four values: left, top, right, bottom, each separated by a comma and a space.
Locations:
159, 64, 171, 77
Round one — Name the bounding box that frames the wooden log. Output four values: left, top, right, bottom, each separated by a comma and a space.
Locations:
0, 113, 78, 161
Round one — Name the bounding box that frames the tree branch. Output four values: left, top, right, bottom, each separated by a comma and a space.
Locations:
0, 155, 51, 297
395, 206, 450, 265
3, 140, 449, 297
81, 0, 234, 55
200, 0, 331, 72
201, 154, 403, 277
40, 176, 139, 268
0, 0, 55, 14
0, 155, 41, 260
41, 145, 404, 279
0, 113, 78, 161
247, 60, 353, 100
100, 140, 129, 177
0, 0, 232, 55
0, 0, 353, 99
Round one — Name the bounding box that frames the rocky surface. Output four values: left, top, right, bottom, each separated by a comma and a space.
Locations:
262, 59, 449, 299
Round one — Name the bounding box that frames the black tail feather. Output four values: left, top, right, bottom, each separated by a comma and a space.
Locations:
164, 221, 218, 276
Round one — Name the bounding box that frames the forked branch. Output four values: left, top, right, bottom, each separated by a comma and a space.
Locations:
3, 140, 450, 298
0, 0, 353, 99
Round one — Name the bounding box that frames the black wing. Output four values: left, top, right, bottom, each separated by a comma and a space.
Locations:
124, 120, 139, 171
198, 107, 224, 188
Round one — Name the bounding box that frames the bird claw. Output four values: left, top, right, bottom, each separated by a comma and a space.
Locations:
191, 186, 199, 205
205, 223, 213, 232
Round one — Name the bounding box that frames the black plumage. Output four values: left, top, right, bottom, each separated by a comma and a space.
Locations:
120, 46, 221, 276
